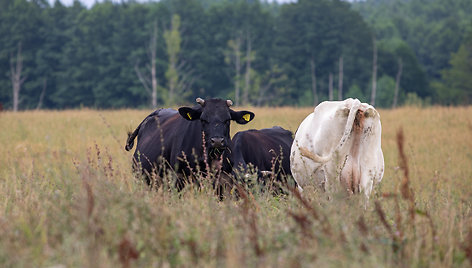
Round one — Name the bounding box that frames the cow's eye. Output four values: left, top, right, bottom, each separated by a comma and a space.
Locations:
201, 119, 209, 124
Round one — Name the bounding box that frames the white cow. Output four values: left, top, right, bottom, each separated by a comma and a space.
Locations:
290, 98, 384, 197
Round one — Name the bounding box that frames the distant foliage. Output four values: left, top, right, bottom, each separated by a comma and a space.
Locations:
402, 92, 432, 108
432, 27, 472, 105
353, 0, 472, 105
0, 0, 469, 109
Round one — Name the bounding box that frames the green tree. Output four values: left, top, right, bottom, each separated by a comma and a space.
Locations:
253, 64, 288, 106
0, 0, 47, 110
433, 30, 472, 105
277, 0, 373, 105
206, 0, 275, 102
51, 1, 94, 108
345, 84, 367, 103
375, 75, 396, 108
375, 39, 426, 107
164, 14, 181, 105
163, 0, 209, 101
37, 0, 70, 109
224, 38, 243, 105
353, 0, 472, 102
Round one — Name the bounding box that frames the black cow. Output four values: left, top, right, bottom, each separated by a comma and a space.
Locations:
125, 98, 254, 192
232, 126, 294, 191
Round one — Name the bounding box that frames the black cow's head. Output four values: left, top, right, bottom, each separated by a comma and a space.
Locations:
178, 98, 254, 164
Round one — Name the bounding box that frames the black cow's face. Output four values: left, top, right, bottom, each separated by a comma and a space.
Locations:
178, 98, 254, 159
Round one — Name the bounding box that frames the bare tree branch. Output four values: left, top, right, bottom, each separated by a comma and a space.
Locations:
338, 56, 344, 100
371, 37, 378, 106
392, 58, 403, 109
135, 61, 151, 95
10, 42, 26, 112
36, 77, 47, 110
329, 72, 333, 101
310, 57, 318, 106
135, 20, 159, 108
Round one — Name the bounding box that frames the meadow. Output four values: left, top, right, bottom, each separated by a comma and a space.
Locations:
0, 106, 471, 267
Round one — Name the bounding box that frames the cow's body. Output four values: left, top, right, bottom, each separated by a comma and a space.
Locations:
125, 98, 254, 191
232, 127, 293, 186
127, 108, 204, 185
290, 98, 384, 197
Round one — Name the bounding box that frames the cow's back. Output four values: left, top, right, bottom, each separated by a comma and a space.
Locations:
134, 108, 203, 175
233, 126, 293, 177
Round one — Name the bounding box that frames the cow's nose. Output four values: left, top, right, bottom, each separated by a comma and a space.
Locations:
210, 137, 225, 148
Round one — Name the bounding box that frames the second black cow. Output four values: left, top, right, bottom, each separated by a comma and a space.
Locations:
232, 126, 294, 191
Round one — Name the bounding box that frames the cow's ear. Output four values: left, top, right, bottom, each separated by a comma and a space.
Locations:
230, 110, 255, 124
178, 107, 201, 121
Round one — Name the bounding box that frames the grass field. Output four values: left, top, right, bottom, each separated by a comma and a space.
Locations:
0, 106, 471, 267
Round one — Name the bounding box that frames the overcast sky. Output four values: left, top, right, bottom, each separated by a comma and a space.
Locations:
50, 0, 295, 8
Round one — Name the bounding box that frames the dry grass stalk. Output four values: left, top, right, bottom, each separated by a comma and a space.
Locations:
374, 200, 402, 254
180, 237, 202, 264
268, 149, 278, 184
371, 128, 440, 261
237, 184, 264, 257
201, 131, 211, 182
181, 151, 198, 189
106, 150, 114, 178
95, 142, 102, 168
287, 186, 332, 236
77, 160, 105, 268
356, 215, 369, 236
460, 225, 472, 264
287, 210, 313, 241
99, 112, 123, 147
288, 186, 320, 221
118, 236, 139, 268
397, 127, 440, 257
381, 193, 403, 237
393, 194, 403, 242
83, 178, 94, 219
416, 208, 437, 252
374, 201, 394, 237
360, 242, 369, 254
397, 128, 415, 222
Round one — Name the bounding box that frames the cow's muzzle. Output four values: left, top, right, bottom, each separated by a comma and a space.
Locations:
210, 137, 225, 148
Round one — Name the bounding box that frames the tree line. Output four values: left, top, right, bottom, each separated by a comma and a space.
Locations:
1, 0, 471, 110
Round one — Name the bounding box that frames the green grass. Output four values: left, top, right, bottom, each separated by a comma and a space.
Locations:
0, 106, 471, 267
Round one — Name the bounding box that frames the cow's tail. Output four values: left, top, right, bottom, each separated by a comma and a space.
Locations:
333, 98, 361, 154
299, 146, 331, 163
300, 99, 361, 163
125, 109, 162, 151
125, 126, 140, 151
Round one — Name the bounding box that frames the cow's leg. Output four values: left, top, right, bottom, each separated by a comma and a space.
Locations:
318, 168, 328, 192
340, 155, 353, 194
340, 110, 363, 194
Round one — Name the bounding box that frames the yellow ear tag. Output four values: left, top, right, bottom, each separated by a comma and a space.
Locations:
187, 112, 192, 120
242, 113, 250, 122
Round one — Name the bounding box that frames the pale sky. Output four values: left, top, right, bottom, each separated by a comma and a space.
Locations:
50, 0, 152, 8
50, 0, 295, 9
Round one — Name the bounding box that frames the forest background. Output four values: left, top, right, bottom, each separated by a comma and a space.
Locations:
1, 0, 472, 110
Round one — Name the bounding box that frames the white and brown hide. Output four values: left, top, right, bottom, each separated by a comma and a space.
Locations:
290, 98, 384, 197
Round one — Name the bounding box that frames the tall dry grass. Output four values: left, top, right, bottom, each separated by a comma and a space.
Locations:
0, 106, 471, 267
